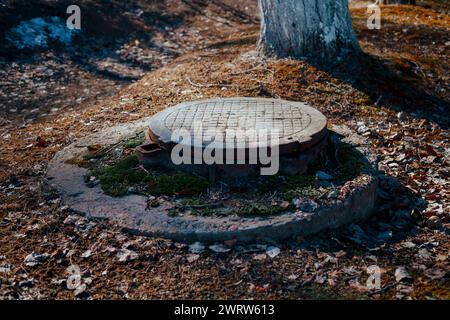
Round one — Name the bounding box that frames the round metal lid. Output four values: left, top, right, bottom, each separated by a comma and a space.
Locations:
148, 97, 327, 154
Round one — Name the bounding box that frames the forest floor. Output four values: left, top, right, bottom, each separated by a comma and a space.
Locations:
0, 1, 449, 299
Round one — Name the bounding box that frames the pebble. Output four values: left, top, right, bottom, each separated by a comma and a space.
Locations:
357, 122, 370, 134
423, 268, 446, 280
81, 250, 92, 258
186, 254, 200, 263
266, 246, 281, 258
24, 252, 49, 267
116, 249, 138, 262
426, 216, 443, 230
395, 266, 412, 283
209, 244, 231, 253
253, 253, 267, 261
189, 242, 205, 254
19, 279, 34, 288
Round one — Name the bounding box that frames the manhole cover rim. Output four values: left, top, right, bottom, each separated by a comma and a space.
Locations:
148, 97, 328, 152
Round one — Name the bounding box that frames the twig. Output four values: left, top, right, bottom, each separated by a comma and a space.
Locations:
230, 66, 275, 76
138, 165, 151, 175
367, 283, 396, 296
186, 77, 231, 88
186, 202, 223, 210
410, 60, 426, 78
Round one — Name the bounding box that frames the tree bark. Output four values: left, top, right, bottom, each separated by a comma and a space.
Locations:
257, 0, 360, 62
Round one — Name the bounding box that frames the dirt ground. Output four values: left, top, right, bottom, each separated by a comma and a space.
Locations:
0, 1, 449, 299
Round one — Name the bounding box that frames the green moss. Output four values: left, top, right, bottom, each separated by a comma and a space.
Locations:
123, 133, 145, 149
336, 145, 366, 181
91, 154, 148, 197
148, 173, 209, 196
237, 202, 288, 217
285, 175, 315, 189
90, 153, 209, 197
167, 208, 179, 217
191, 208, 216, 217
180, 198, 210, 206
253, 175, 283, 193
283, 186, 326, 202
278, 174, 318, 201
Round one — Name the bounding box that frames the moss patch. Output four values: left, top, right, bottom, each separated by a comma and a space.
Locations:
335, 144, 366, 181
91, 157, 209, 198
84, 133, 368, 216
123, 132, 146, 149
236, 202, 288, 217
91, 154, 150, 197
148, 173, 209, 196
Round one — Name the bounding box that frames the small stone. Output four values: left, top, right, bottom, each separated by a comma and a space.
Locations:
19, 279, 34, 288
209, 244, 231, 253
189, 242, 205, 254
266, 246, 281, 258
357, 123, 370, 134
395, 266, 412, 283
24, 252, 49, 267
81, 250, 92, 258
253, 253, 267, 261
401, 241, 417, 249
423, 268, 446, 280
415, 249, 432, 261
186, 254, 200, 263
426, 216, 443, 229
0, 263, 11, 273
116, 249, 138, 262
314, 275, 326, 284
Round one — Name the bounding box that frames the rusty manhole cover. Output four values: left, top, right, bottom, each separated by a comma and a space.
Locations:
148, 97, 328, 154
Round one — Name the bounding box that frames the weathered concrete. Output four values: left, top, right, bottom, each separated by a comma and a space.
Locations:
47, 117, 378, 244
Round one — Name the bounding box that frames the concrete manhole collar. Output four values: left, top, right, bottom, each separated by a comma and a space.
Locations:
46, 105, 378, 244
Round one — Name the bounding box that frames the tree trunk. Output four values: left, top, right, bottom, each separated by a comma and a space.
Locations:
257, 0, 360, 61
